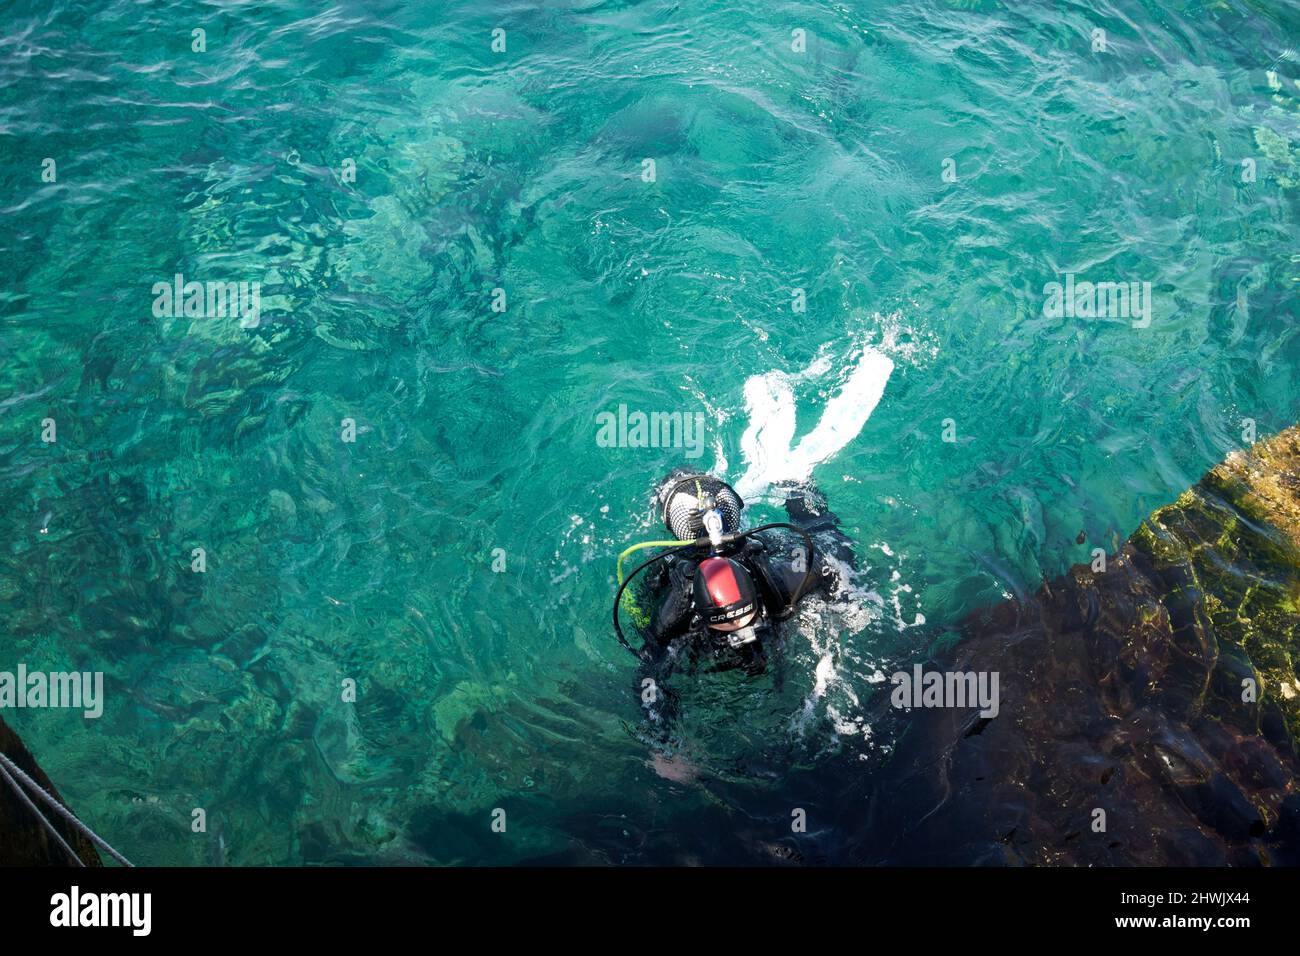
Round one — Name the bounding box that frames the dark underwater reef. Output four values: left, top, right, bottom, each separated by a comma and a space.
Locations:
848, 425, 1300, 865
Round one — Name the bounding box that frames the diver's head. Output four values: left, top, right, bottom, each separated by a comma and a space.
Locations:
693, 556, 758, 631
657, 470, 744, 542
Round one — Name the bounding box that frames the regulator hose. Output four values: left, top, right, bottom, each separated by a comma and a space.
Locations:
612, 522, 817, 659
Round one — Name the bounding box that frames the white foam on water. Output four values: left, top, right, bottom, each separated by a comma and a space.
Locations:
733, 345, 894, 503
720, 338, 903, 746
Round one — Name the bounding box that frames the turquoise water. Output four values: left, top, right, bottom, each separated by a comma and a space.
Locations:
2, 0, 1299, 864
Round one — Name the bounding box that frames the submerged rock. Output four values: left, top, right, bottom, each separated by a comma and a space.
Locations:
852, 425, 1300, 865
0, 716, 101, 866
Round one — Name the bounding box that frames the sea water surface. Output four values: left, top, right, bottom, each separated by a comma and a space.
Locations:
1, 0, 1299, 864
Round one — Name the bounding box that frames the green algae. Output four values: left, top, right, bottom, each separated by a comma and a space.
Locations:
1131, 425, 1300, 740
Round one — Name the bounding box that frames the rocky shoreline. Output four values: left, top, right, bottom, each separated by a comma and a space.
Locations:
0, 716, 101, 866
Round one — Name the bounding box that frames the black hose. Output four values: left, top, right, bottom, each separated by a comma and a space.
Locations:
612, 522, 818, 658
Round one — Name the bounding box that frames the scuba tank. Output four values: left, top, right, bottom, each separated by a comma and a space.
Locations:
658, 472, 745, 545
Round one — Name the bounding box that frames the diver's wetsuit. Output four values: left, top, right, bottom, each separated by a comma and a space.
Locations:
638, 483, 855, 677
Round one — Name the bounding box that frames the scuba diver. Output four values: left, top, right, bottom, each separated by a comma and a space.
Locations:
614, 470, 857, 683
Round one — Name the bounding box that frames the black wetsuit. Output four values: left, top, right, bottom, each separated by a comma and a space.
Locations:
638, 485, 855, 677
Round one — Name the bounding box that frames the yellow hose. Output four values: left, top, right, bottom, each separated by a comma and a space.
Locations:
616, 539, 697, 583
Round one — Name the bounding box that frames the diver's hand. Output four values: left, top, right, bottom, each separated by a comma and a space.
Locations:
648, 560, 696, 645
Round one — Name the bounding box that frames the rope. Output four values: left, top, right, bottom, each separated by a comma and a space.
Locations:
0, 750, 133, 867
